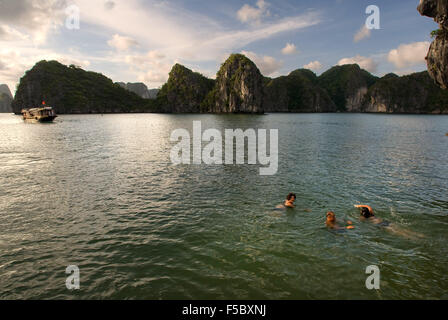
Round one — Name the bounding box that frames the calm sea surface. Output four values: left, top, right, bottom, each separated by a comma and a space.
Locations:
0, 113, 447, 299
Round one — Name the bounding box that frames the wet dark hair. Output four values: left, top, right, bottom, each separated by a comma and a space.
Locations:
286, 193, 296, 201
361, 207, 372, 218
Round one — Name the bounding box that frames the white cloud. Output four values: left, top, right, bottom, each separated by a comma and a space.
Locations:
303, 60, 323, 71
0, 25, 29, 41
138, 69, 171, 84
338, 55, 378, 73
237, 0, 269, 24
354, 25, 371, 43
0, 0, 67, 45
281, 43, 298, 55
147, 50, 166, 60
199, 14, 320, 62
387, 41, 430, 69
104, 1, 115, 10
57, 57, 90, 69
0, 50, 26, 91
124, 50, 166, 67
241, 50, 283, 76
107, 34, 139, 51
392, 69, 418, 76
125, 51, 172, 85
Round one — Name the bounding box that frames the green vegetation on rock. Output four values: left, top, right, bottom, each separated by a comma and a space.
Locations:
204, 53, 264, 113
157, 64, 215, 113
318, 64, 378, 112
264, 69, 335, 112
12, 60, 156, 114
364, 71, 448, 113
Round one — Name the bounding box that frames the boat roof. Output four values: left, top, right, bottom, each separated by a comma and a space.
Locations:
22, 107, 54, 112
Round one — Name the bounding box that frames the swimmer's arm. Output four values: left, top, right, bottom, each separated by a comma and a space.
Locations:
344, 220, 355, 229
354, 204, 373, 212
327, 222, 354, 230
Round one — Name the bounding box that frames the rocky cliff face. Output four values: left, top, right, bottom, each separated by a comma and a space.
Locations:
318, 64, 378, 112
0, 84, 13, 113
363, 71, 448, 113
0, 84, 12, 98
12, 61, 153, 114
206, 54, 264, 113
418, 0, 448, 89
117, 82, 158, 99
148, 89, 159, 99
0, 94, 12, 113
264, 69, 335, 112
156, 64, 215, 113
263, 64, 447, 114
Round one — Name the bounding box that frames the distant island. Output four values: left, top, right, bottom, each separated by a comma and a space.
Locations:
11, 54, 448, 115
115, 82, 159, 100
0, 84, 13, 113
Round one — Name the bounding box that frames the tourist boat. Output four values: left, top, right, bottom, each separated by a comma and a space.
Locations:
21, 102, 57, 122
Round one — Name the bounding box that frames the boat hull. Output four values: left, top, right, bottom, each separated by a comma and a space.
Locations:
23, 115, 57, 123
38, 116, 57, 123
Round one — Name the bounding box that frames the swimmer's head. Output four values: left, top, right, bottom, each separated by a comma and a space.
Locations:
361, 207, 372, 218
326, 211, 336, 223
286, 193, 296, 202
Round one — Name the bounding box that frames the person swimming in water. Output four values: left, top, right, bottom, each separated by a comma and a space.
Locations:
354, 204, 424, 239
325, 211, 355, 230
284, 193, 296, 208
275, 193, 296, 210
354, 205, 386, 225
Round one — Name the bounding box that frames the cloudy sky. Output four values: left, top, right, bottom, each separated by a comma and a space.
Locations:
0, 0, 438, 92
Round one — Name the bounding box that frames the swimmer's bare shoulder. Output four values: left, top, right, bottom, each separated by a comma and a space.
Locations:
284, 201, 295, 208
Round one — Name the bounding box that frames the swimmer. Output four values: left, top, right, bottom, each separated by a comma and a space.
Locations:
275, 193, 296, 210
354, 205, 384, 224
354, 204, 424, 239
325, 211, 355, 230
284, 193, 296, 208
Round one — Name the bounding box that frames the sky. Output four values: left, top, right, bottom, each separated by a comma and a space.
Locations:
0, 0, 439, 92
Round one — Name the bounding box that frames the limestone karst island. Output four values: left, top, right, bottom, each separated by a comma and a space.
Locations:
7, 54, 448, 115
